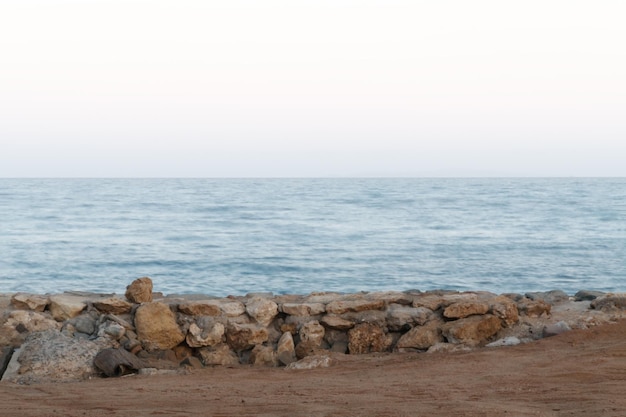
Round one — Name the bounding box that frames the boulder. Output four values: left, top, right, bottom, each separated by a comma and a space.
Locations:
341, 310, 387, 327
574, 290, 606, 301
299, 320, 325, 346
276, 332, 297, 366
226, 323, 268, 351
443, 301, 489, 319
320, 315, 354, 330
281, 303, 326, 316
92, 297, 133, 315
590, 293, 626, 310
525, 290, 570, 304
366, 291, 414, 306
286, 354, 335, 370
326, 299, 385, 315
412, 295, 445, 311
517, 299, 551, 317
125, 277, 153, 303
386, 305, 433, 331
10, 293, 48, 312
348, 323, 392, 354
178, 301, 221, 317
197, 344, 240, 366
67, 314, 96, 335
489, 296, 519, 327
442, 314, 502, 346
6, 329, 113, 384
134, 302, 185, 352
295, 341, 328, 359
186, 322, 225, 348
249, 345, 278, 367
395, 322, 443, 351
245, 297, 278, 327
48, 294, 87, 321
93, 348, 146, 377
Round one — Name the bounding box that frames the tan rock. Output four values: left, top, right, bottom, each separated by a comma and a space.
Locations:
281, 303, 326, 316
490, 296, 519, 327
348, 323, 392, 354
197, 344, 240, 366
217, 300, 246, 317
395, 322, 443, 351
276, 332, 297, 365
250, 345, 278, 367
442, 314, 502, 346
299, 321, 325, 346
295, 340, 328, 359
178, 301, 221, 317
386, 305, 433, 331
226, 323, 269, 351
517, 299, 551, 317
186, 322, 225, 348
125, 277, 153, 303
341, 310, 387, 327
412, 295, 445, 311
49, 295, 87, 321
11, 293, 49, 312
443, 301, 490, 319
245, 297, 279, 326
92, 297, 132, 315
134, 302, 185, 352
366, 291, 414, 305
326, 299, 385, 315
590, 293, 626, 310
320, 315, 354, 330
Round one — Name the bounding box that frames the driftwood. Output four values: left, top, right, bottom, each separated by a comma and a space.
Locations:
94, 348, 146, 377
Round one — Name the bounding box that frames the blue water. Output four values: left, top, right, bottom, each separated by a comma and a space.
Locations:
1, 178, 624, 296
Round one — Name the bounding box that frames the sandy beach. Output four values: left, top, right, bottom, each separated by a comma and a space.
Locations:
2, 318, 625, 417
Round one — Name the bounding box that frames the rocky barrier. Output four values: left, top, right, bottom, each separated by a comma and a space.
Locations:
1, 277, 625, 384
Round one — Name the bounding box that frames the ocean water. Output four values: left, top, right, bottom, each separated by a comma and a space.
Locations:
0, 178, 624, 297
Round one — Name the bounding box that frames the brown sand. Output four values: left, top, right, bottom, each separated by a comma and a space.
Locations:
1, 319, 625, 417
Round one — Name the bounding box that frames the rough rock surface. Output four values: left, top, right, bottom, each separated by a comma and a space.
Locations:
197, 344, 240, 366
386, 305, 432, 331
245, 297, 279, 327
186, 322, 225, 348
125, 277, 153, 304
276, 332, 296, 365
299, 321, 325, 346
134, 302, 185, 351
10, 294, 48, 312
226, 323, 269, 351
48, 295, 87, 321
443, 301, 490, 319
250, 345, 278, 367
326, 299, 385, 315
178, 301, 221, 317
442, 314, 502, 346
348, 323, 392, 354
92, 297, 133, 315
395, 322, 443, 351
286, 354, 335, 370
281, 303, 326, 316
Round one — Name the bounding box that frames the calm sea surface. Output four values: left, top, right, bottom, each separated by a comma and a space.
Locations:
1, 178, 624, 296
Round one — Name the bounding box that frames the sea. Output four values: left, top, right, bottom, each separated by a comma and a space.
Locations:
1, 178, 624, 297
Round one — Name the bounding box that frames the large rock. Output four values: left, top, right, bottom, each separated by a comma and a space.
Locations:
281, 303, 326, 316
442, 314, 502, 346
326, 299, 385, 315
299, 321, 325, 346
489, 296, 519, 327
178, 301, 221, 316
125, 277, 153, 303
6, 329, 112, 383
395, 322, 443, 351
10, 293, 49, 312
92, 297, 133, 315
386, 305, 433, 331
590, 293, 626, 310
134, 302, 185, 352
320, 315, 354, 330
49, 295, 87, 321
197, 344, 240, 366
443, 301, 489, 319
226, 323, 268, 351
245, 297, 278, 327
93, 348, 146, 377
517, 299, 551, 317
249, 345, 278, 367
348, 323, 392, 354
525, 290, 569, 304
186, 322, 225, 348
276, 332, 296, 365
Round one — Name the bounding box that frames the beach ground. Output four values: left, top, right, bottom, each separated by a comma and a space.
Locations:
1, 318, 625, 417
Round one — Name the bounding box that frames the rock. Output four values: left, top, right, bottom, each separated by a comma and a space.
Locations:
517, 299, 551, 317
1, 348, 20, 382
276, 332, 297, 366
101, 323, 126, 340
178, 301, 221, 317
326, 299, 385, 315
525, 290, 570, 304
486, 336, 522, 347
320, 315, 354, 330
7, 329, 113, 383
295, 341, 327, 359
286, 354, 335, 370
181, 356, 204, 369
134, 302, 185, 352
197, 344, 240, 366
125, 277, 153, 303
281, 303, 326, 316
443, 301, 489, 319
5, 310, 60, 333
395, 322, 443, 351
442, 314, 502, 346
186, 322, 225, 348
590, 293, 626, 310
10, 293, 49, 312
412, 295, 445, 311
348, 323, 392, 354
426, 343, 473, 354
299, 321, 325, 346
341, 310, 387, 327
226, 323, 268, 351
93, 348, 146, 377
250, 345, 278, 367
543, 321, 572, 337
574, 290, 606, 301
489, 296, 519, 327
68, 314, 96, 335
366, 291, 414, 306
386, 305, 433, 331
215, 300, 246, 317
92, 297, 133, 315
49, 294, 87, 321
0, 347, 13, 379
245, 297, 279, 327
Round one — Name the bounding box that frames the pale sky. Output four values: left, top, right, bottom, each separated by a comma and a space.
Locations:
1, 0, 625, 177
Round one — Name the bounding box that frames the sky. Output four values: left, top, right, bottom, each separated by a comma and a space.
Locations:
1, 0, 625, 177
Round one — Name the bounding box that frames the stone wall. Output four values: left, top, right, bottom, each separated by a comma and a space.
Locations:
1, 277, 625, 383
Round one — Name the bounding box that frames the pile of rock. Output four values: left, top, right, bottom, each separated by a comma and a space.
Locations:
1, 278, 625, 384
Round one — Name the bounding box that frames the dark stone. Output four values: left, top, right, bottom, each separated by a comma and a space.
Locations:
181, 357, 204, 369
94, 348, 146, 377
574, 290, 606, 301
0, 347, 13, 379
525, 290, 569, 304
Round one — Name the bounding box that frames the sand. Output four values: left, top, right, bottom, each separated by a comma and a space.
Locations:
1, 318, 625, 417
